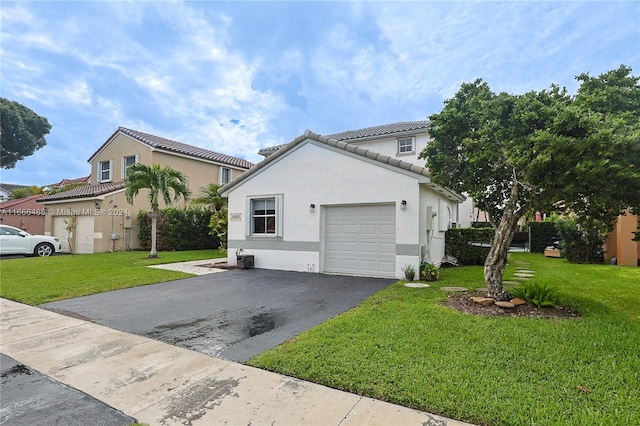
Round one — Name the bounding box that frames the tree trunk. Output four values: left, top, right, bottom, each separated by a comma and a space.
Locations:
150, 208, 158, 258
484, 185, 521, 301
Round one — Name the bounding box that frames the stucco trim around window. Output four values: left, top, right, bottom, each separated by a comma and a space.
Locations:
245, 194, 283, 237
121, 154, 139, 179
220, 167, 232, 185
396, 137, 415, 156
98, 160, 113, 182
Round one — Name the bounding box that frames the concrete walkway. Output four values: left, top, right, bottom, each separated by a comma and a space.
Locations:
1, 298, 473, 426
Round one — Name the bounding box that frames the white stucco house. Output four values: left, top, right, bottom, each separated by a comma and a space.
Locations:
219, 123, 466, 280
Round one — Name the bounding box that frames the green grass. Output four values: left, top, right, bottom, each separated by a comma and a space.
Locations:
0, 249, 225, 305
249, 253, 640, 426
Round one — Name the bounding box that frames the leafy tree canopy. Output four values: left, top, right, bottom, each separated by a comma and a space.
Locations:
0, 98, 52, 169
420, 65, 640, 299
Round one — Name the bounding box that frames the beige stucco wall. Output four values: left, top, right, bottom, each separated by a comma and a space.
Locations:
604, 211, 639, 267
44, 132, 249, 253
0, 214, 45, 235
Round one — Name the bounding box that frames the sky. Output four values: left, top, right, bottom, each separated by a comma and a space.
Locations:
1, 1, 638, 186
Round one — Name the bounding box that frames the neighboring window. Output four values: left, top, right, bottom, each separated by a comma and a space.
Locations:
220, 167, 231, 185
122, 155, 138, 178
397, 137, 415, 155
98, 160, 113, 182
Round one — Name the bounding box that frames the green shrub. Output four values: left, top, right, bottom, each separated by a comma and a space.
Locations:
528, 221, 558, 253
419, 262, 439, 281
555, 218, 604, 264
208, 208, 228, 250
445, 227, 495, 265
401, 264, 416, 280
511, 280, 561, 307
137, 207, 219, 251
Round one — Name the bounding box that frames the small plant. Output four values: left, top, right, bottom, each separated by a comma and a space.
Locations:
401, 264, 416, 280
511, 281, 561, 307
419, 262, 440, 281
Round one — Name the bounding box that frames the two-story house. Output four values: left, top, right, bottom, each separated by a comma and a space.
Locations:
219, 121, 468, 279
39, 127, 253, 254
258, 120, 476, 228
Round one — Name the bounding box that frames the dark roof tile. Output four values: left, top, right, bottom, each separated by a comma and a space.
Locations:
89, 127, 254, 169
257, 120, 430, 157
38, 182, 126, 202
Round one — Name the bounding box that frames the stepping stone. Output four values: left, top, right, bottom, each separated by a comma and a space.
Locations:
515, 269, 535, 274
404, 283, 430, 288
502, 281, 520, 286
476, 287, 489, 293
471, 297, 494, 306
440, 286, 468, 292
511, 298, 526, 306
495, 301, 515, 309
514, 273, 534, 278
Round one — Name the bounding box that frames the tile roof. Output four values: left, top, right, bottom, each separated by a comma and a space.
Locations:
0, 183, 30, 192
257, 120, 430, 156
0, 194, 46, 213
327, 120, 430, 141
38, 182, 126, 202
47, 175, 91, 189
89, 127, 254, 169
220, 129, 464, 203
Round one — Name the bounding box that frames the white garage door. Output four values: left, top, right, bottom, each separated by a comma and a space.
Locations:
53, 217, 71, 253
323, 204, 396, 278
75, 216, 95, 254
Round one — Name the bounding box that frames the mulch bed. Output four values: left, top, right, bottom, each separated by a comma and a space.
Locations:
441, 290, 580, 319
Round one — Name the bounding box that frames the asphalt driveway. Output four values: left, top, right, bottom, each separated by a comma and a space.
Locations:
41, 269, 393, 363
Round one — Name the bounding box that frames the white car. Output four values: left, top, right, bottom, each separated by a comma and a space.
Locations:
0, 225, 62, 257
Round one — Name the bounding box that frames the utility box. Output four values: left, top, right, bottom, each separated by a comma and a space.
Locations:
237, 255, 254, 269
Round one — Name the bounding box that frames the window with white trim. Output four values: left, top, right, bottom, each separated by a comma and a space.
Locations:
98, 160, 113, 182
122, 155, 138, 178
397, 137, 415, 155
220, 167, 231, 185
247, 195, 283, 237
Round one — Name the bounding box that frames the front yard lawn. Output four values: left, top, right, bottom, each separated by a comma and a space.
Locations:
0, 250, 225, 305
249, 253, 640, 426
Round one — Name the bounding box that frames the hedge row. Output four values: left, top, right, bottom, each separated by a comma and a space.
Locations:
137, 207, 220, 251
445, 228, 495, 266
528, 221, 557, 253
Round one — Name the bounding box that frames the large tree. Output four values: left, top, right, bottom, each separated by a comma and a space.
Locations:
124, 163, 191, 258
0, 98, 52, 169
421, 65, 640, 300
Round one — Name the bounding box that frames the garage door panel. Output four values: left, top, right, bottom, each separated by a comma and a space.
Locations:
75, 216, 94, 254
323, 204, 396, 278
359, 242, 377, 254
379, 262, 396, 274
53, 217, 71, 253
342, 224, 359, 234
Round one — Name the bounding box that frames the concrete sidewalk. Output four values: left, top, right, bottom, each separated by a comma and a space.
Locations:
1, 298, 473, 425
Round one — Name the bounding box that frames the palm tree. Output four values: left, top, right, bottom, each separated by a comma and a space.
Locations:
124, 163, 191, 258
191, 183, 227, 212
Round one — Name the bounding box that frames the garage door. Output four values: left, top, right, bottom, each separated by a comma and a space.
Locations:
323, 204, 396, 278
75, 216, 95, 254
53, 217, 71, 253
